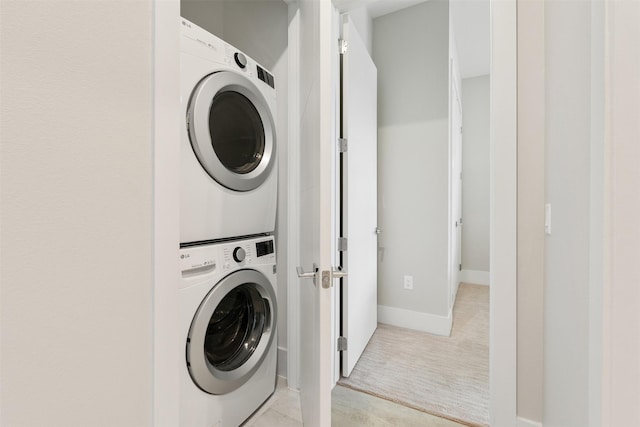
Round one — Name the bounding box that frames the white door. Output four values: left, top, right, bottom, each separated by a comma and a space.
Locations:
339, 16, 378, 377
450, 77, 463, 306
295, 1, 340, 426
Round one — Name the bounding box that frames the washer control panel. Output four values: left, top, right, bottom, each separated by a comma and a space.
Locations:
179, 236, 276, 277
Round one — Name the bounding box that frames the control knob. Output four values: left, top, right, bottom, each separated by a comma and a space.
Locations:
234, 52, 247, 69
233, 247, 246, 263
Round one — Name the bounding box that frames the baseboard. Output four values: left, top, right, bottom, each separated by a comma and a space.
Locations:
378, 305, 452, 336
516, 416, 542, 427
460, 269, 490, 286
277, 346, 287, 378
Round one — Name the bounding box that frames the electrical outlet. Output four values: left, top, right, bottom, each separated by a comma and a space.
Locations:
403, 275, 413, 290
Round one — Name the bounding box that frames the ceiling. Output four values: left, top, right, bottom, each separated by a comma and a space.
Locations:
334, 0, 490, 79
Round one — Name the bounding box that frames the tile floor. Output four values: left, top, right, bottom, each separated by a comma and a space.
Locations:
244, 377, 466, 426
243, 377, 302, 426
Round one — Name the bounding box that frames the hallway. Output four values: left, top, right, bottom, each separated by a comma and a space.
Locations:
339, 284, 489, 426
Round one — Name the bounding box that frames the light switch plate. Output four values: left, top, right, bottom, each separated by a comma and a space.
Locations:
545, 203, 551, 235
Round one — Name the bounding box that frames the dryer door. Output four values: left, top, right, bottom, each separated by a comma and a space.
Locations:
187, 71, 276, 192
187, 269, 277, 395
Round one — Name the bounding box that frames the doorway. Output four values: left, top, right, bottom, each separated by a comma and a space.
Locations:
332, 1, 491, 425
281, 0, 517, 424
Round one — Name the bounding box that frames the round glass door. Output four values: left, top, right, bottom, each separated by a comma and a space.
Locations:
208, 92, 265, 175
187, 269, 277, 395
187, 71, 276, 192
204, 283, 267, 372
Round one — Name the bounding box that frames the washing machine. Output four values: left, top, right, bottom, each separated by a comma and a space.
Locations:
179, 235, 277, 426
180, 18, 278, 245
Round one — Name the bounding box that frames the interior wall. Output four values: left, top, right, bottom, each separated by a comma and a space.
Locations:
543, 1, 595, 425
180, 0, 290, 377
374, 0, 450, 319
461, 75, 490, 274
516, 0, 545, 422
604, 1, 640, 424
346, 7, 373, 55
0, 1, 154, 425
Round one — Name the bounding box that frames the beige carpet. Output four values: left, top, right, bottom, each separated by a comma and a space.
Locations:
338, 284, 489, 426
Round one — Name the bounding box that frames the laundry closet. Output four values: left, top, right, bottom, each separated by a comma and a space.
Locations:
178, 1, 290, 425
181, 0, 290, 371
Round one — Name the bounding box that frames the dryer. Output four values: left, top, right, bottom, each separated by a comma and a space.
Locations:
180, 18, 278, 245
179, 235, 277, 426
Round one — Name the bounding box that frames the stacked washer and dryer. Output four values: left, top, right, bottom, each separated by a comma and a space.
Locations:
179, 18, 279, 426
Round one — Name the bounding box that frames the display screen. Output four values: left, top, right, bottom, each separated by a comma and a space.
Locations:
256, 240, 274, 257
256, 65, 275, 89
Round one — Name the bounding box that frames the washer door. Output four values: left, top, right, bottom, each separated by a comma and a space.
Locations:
187, 269, 277, 395
187, 71, 276, 192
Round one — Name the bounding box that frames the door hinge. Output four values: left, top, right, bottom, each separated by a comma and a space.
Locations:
338, 336, 348, 351
460, 217, 463, 225
459, 263, 462, 272
339, 38, 348, 55
338, 138, 348, 153
460, 125, 463, 134
338, 237, 348, 251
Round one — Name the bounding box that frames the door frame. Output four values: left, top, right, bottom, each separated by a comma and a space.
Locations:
489, 0, 517, 424
153, 0, 181, 425
285, 0, 518, 424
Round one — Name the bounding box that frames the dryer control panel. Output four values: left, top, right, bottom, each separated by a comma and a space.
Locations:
179, 236, 276, 277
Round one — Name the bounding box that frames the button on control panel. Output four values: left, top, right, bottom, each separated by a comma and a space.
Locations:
233, 247, 246, 263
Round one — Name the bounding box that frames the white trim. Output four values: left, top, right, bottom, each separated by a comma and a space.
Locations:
332, 6, 342, 388
277, 347, 288, 378
517, 416, 543, 427
588, 0, 604, 425
377, 305, 453, 337
460, 269, 490, 286
453, 280, 460, 305
152, 0, 181, 425
490, 0, 518, 425
286, 1, 301, 391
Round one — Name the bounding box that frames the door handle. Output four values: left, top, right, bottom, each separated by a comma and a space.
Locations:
319, 267, 349, 289
296, 263, 318, 286
332, 266, 348, 279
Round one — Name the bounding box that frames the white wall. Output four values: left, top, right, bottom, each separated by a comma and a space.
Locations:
180, 0, 290, 377
0, 1, 154, 425
374, 1, 451, 322
461, 75, 490, 274
543, 1, 597, 425
602, 0, 640, 425
346, 7, 373, 56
